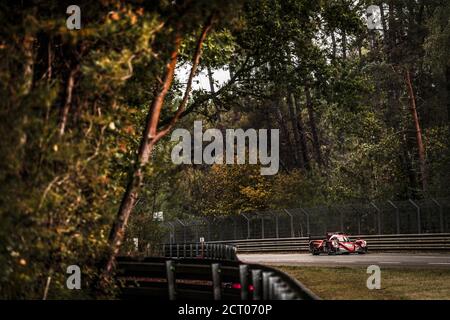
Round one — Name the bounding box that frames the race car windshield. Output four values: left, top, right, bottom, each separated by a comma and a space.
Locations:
334, 236, 350, 242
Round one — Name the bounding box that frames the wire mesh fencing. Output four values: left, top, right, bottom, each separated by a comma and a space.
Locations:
161, 198, 450, 243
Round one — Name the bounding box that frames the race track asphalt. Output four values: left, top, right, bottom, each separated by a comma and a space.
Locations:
237, 252, 450, 268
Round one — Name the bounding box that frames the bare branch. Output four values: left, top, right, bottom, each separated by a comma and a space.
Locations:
154, 15, 214, 141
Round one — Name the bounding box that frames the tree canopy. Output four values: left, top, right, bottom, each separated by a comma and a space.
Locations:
0, 0, 449, 298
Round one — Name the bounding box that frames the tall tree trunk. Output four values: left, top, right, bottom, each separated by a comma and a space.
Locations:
22, 34, 35, 95
401, 129, 419, 198
331, 31, 337, 60
379, 3, 388, 48
357, 35, 362, 59
446, 66, 450, 122
405, 69, 427, 191
207, 65, 221, 122
274, 98, 297, 169
341, 30, 347, 60
383, 1, 418, 196
58, 66, 78, 136
388, 1, 396, 54
207, 65, 215, 94
293, 94, 310, 170
102, 17, 214, 280
47, 36, 53, 81
305, 86, 323, 167
287, 93, 304, 169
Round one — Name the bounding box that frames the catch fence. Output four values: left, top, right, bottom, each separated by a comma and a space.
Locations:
162, 198, 450, 243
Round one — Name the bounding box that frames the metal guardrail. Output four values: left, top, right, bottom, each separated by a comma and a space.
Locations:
116, 256, 319, 300
208, 233, 450, 253
161, 243, 238, 261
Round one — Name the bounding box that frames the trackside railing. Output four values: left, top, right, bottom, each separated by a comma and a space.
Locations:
116, 256, 319, 300
160, 243, 238, 261
207, 233, 450, 253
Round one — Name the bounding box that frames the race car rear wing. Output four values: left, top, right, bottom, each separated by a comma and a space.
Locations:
308, 234, 325, 241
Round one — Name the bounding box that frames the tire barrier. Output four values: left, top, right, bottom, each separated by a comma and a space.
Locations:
116, 256, 319, 300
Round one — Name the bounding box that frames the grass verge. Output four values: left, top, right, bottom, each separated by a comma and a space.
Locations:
275, 265, 450, 300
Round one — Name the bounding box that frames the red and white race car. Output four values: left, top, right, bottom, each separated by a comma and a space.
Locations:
309, 232, 368, 255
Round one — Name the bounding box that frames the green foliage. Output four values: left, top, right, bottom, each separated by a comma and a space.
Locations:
0, 0, 449, 300
0, 0, 241, 299
158, 0, 450, 218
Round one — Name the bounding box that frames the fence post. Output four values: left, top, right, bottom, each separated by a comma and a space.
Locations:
261, 217, 265, 239
358, 212, 361, 235
224, 245, 229, 260
351, 205, 362, 235
211, 263, 222, 300
334, 207, 344, 232
217, 217, 224, 241
207, 219, 211, 241
409, 199, 421, 234
239, 265, 249, 300
371, 202, 382, 234
299, 207, 310, 236
388, 200, 400, 234
166, 260, 176, 300
275, 213, 279, 238
251, 269, 262, 300
268, 276, 275, 300
176, 218, 187, 243
167, 221, 175, 245
268, 276, 280, 300
431, 198, 444, 233
262, 271, 273, 300
241, 213, 250, 239
283, 209, 295, 237
273, 281, 284, 300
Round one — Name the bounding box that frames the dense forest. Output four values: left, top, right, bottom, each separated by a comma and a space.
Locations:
0, 0, 449, 298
